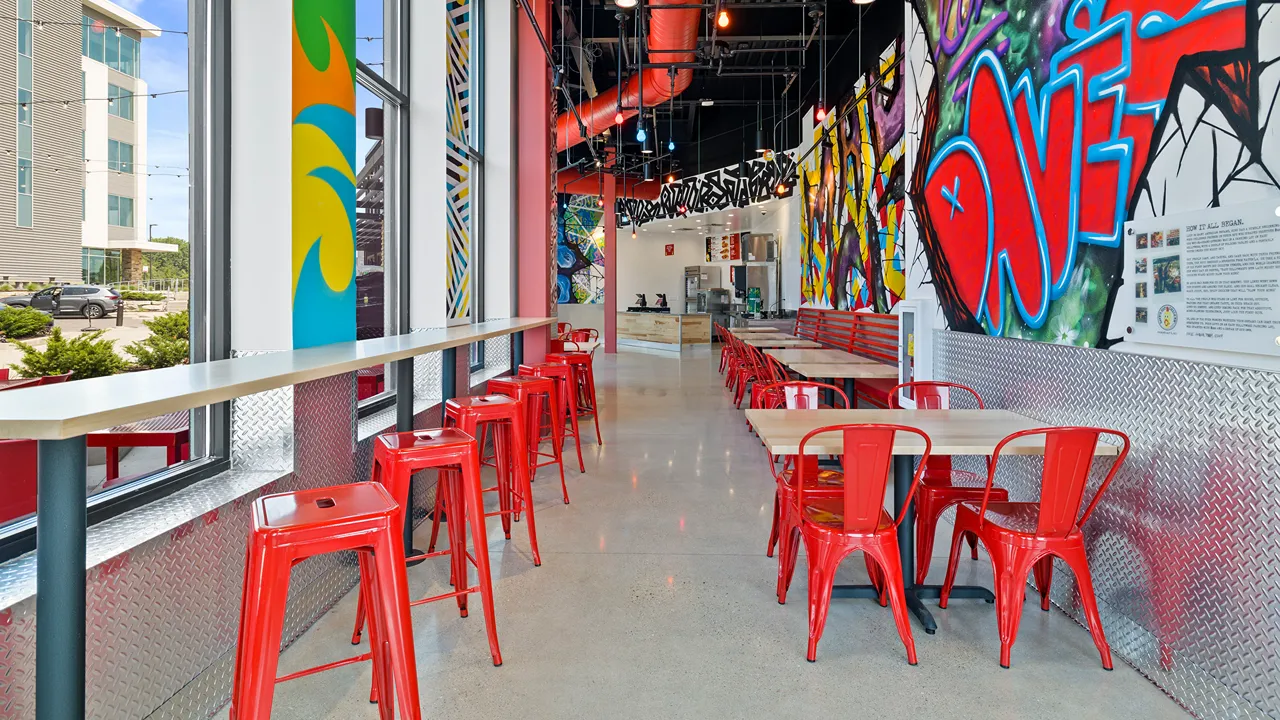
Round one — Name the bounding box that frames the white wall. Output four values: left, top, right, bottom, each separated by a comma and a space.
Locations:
409, 2, 447, 329
615, 230, 705, 314
482, 0, 513, 320
557, 303, 605, 332
230, 0, 292, 352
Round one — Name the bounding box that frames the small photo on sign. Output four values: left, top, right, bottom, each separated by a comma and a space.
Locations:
1166, 228, 1181, 246
1136, 307, 1148, 323
1135, 282, 1148, 299
1136, 233, 1148, 249
1135, 258, 1148, 274
1154, 255, 1182, 294
1151, 231, 1164, 248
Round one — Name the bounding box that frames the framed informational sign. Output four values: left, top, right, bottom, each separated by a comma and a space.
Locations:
665, 244, 675, 257
1120, 200, 1280, 360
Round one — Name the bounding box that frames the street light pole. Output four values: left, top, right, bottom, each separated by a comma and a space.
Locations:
148, 223, 158, 242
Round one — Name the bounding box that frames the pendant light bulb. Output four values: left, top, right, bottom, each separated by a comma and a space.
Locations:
717, 9, 729, 28
615, 110, 625, 125
667, 173, 676, 184
632, 227, 638, 239
815, 105, 826, 122
668, 139, 676, 152
615, 0, 638, 7
636, 125, 647, 143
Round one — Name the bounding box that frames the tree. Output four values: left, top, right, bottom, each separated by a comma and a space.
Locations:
143, 236, 189, 280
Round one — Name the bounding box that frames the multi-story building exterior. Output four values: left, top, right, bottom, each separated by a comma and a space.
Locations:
0, 0, 170, 289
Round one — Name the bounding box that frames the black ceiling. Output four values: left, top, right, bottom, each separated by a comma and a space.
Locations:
554, 0, 903, 179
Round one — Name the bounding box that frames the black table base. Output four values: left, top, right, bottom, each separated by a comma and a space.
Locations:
37, 435, 87, 719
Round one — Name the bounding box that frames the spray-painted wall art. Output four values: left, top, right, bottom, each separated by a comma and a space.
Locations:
800, 37, 907, 312
557, 196, 606, 304
905, 0, 1276, 347
292, 0, 356, 349
617, 153, 798, 227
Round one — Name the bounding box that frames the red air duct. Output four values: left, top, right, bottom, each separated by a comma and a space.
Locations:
555, 0, 700, 152
556, 168, 663, 201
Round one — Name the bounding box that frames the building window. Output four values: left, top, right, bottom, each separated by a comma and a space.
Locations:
108, 84, 134, 120
108, 139, 134, 174
82, 16, 141, 78
107, 195, 134, 227
16, 0, 33, 228
82, 248, 121, 285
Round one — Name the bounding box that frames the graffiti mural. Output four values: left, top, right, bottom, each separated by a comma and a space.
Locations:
292, 0, 356, 349
908, 0, 1276, 347
800, 38, 906, 311
617, 153, 797, 226
557, 196, 606, 304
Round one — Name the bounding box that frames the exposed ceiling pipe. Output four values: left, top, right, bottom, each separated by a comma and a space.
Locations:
557, 168, 663, 200
555, 0, 701, 152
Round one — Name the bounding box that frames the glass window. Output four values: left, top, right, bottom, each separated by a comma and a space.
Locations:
88, 19, 105, 63
18, 21, 31, 56
17, 195, 32, 228
2, 0, 218, 555
108, 195, 134, 227
18, 56, 31, 91
108, 139, 134, 173
108, 84, 134, 120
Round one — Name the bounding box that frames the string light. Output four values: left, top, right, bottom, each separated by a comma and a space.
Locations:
0, 14, 188, 35
0, 88, 186, 108
615, 109, 624, 125
717, 9, 730, 28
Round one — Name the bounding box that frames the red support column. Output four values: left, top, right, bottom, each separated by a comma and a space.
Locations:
603, 174, 617, 353
516, 0, 553, 365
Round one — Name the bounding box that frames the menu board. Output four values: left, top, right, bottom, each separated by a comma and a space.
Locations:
705, 234, 741, 262
1123, 200, 1280, 357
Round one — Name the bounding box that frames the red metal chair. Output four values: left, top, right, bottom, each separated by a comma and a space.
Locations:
0, 439, 37, 526
939, 427, 1131, 669
487, 376, 570, 504
791, 424, 932, 663
89, 411, 191, 487
37, 371, 72, 385
567, 328, 598, 343
0, 368, 7, 380
888, 381, 1010, 583
761, 382, 851, 568
434, 396, 541, 567
546, 351, 601, 446
231, 482, 421, 719
520, 362, 586, 473
349, 428, 502, 668
556, 322, 572, 338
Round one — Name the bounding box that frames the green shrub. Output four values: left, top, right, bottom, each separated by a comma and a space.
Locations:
118, 290, 165, 302
0, 283, 12, 291
24, 282, 41, 292
10, 328, 126, 380
124, 310, 189, 369
0, 305, 53, 340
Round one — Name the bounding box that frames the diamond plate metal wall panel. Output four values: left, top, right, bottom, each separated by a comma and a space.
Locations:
231, 351, 294, 474
934, 331, 1280, 720
485, 334, 511, 376
413, 347, 444, 416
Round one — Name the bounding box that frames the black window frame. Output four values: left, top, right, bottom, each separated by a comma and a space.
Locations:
0, 0, 232, 564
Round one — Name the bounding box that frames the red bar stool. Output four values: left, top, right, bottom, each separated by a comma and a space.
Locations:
546, 351, 602, 445
349, 428, 503, 667
487, 376, 570, 504
230, 483, 421, 719
519, 362, 586, 473
438, 395, 542, 566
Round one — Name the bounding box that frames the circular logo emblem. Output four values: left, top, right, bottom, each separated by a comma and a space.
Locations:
1158, 304, 1178, 331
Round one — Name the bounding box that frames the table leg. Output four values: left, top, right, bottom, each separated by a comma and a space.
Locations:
36, 436, 87, 720
394, 356, 424, 566
843, 378, 855, 409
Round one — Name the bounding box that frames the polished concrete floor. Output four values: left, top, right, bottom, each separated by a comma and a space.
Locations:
267, 348, 1185, 719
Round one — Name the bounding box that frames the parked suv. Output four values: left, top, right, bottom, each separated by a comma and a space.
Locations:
2, 285, 121, 319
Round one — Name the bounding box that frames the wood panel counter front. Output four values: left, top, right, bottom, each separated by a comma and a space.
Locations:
617, 312, 711, 346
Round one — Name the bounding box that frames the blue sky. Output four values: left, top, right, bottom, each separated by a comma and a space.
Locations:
129, 0, 386, 241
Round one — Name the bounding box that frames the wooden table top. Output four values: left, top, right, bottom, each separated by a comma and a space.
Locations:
0, 317, 556, 440
743, 409, 1123, 457
729, 327, 782, 334
766, 348, 878, 364
744, 338, 824, 348
789, 362, 900, 379
738, 332, 795, 341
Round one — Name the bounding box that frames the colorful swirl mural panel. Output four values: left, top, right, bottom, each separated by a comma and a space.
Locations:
556, 197, 606, 304
292, 0, 356, 349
